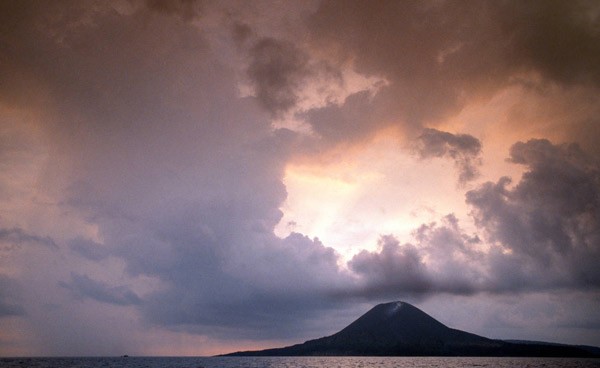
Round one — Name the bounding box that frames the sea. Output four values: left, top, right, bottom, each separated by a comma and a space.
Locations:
0, 357, 599, 368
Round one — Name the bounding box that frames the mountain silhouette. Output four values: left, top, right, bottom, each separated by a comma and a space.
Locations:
225, 301, 596, 357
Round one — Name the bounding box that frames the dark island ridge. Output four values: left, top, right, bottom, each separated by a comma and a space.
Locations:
224, 301, 599, 357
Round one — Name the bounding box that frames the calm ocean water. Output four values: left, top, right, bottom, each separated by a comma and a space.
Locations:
0, 357, 599, 368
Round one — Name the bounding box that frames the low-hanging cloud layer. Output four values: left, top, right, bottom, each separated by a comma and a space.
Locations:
1, 0, 599, 356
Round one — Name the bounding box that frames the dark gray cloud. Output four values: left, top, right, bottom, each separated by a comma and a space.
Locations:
303, 0, 511, 140
119, 204, 348, 339
60, 273, 141, 306
0, 302, 23, 318
467, 139, 600, 290
303, 89, 388, 143
0, 274, 24, 318
246, 37, 311, 116
0, 228, 58, 249
349, 235, 431, 296
492, 0, 600, 87
146, 0, 202, 21
347, 215, 484, 298
301, 0, 600, 144
414, 128, 482, 184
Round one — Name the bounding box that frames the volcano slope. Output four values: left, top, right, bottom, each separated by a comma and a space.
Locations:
225, 301, 596, 357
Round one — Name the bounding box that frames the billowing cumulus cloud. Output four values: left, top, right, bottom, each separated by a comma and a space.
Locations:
350, 235, 430, 296
345, 139, 600, 297
467, 139, 600, 290
347, 215, 484, 298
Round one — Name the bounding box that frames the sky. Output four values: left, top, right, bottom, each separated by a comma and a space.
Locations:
1, 0, 600, 357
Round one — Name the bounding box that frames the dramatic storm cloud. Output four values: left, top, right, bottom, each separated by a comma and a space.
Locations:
1, 0, 599, 356
246, 37, 311, 116
468, 139, 600, 290
348, 215, 484, 297
414, 128, 482, 184
349, 139, 600, 296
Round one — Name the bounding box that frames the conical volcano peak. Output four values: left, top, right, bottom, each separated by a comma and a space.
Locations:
370, 301, 429, 321
386, 301, 403, 315
378, 301, 415, 316
341, 301, 448, 339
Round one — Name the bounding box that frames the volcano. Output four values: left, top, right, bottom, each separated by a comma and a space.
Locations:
224, 301, 596, 357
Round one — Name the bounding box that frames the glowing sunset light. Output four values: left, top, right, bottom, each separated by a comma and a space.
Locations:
277, 130, 476, 261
